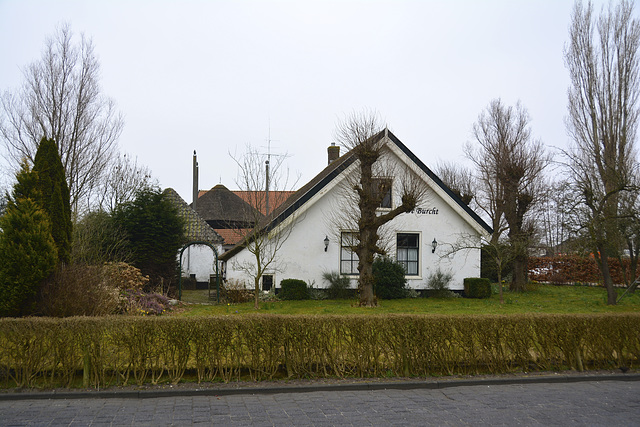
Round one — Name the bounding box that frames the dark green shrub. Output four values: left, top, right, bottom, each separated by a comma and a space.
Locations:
112, 188, 185, 290
278, 279, 309, 300
464, 277, 492, 299
373, 258, 408, 299
322, 271, 352, 299
33, 137, 72, 264
0, 197, 58, 317
308, 287, 328, 300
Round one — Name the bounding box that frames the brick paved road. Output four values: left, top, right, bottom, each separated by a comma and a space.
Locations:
2, 380, 639, 426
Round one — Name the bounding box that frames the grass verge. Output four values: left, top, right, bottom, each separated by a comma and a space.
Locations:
176, 283, 640, 316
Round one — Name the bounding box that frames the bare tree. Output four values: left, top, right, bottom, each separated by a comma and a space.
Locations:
333, 111, 428, 307
96, 152, 156, 213
536, 179, 575, 256
564, 0, 640, 304
466, 99, 549, 292
229, 145, 298, 310
435, 161, 475, 206
464, 141, 508, 246
0, 24, 123, 215
71, 210, 132, 265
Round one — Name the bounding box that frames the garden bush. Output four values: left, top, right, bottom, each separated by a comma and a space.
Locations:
322, 271, 352, 299
221, 279, 253, 304
373, 258, 409, 299
278, 279, 309, 300
37, 262, 155, 317
464, 277, 492, 299
425, 269, 457, 298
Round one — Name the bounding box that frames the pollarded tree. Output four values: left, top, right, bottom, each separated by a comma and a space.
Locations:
0, 163, 57, 317
0, 23, 123, 214
466, 99, 549, 292
564, 0, 640, 304
435, 161, 475, 206
112, 188, 185, 290
33, 137, 72, 263
333, 111, 428, 307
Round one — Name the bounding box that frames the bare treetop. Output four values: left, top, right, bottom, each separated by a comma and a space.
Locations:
0, 23, 124, 215
564, 0, 640, 304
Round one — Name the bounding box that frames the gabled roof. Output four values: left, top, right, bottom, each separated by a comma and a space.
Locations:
214, 228, 249, 246
220, 130, 493, 261
194, 184, 262, 223
233, 190, 296, 215
163, 188, 223, 244
197, 188, 295, 216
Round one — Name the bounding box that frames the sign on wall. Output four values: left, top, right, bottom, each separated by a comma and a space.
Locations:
411, 207, 439, 216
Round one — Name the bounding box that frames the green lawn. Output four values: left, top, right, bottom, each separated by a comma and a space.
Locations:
175, 284, 640, 316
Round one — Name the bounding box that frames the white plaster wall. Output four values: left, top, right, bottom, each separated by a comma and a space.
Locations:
225, 145, 486, 291
181, 244, 222, 282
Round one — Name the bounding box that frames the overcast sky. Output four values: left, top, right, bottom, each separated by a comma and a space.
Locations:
0, 0, 625, 202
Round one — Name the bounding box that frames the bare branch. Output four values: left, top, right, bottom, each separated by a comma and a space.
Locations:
0, 23, 123, 215
564, 0, 640, 304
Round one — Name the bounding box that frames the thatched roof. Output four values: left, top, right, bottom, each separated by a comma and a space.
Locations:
194, 184, 261, 226
163, 188, 222, 244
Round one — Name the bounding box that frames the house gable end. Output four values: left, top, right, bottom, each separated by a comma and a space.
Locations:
220, 130, 492, 261
384, 131, 492, 235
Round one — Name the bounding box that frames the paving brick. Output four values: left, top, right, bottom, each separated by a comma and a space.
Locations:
1, 378, 639, 426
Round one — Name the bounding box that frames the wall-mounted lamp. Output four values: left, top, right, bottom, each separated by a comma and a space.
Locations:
324, 235, 330, 252
431, 238, 438, 253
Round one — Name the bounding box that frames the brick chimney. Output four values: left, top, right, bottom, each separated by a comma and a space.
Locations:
328, 143, 340, 165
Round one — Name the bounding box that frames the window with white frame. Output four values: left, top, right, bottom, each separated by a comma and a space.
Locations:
340, 232, 359, 275
396, 233, 419, 276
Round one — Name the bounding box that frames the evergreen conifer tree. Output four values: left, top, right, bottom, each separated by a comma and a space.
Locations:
0, 163, 57, 316
33, 137, 72, 263
113, 189, 184, 288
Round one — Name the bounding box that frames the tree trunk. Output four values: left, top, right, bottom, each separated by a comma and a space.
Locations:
358, 231, 377, 307
510, 254, 527, 292
358, 269, 376, 307
497, 262, 504, 305
595, 244, 618, 305
254, 276, 260, 310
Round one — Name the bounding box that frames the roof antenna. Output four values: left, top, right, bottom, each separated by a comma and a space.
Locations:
262, 118, 284, 216
192, 150, 198, 210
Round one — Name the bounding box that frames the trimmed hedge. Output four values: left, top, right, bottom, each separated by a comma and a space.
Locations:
464, 278, 492, 298
0, 314, 638, 388
528, 255, 631, 285
278, 279, 309, 300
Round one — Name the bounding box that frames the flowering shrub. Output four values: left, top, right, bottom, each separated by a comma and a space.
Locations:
122, 289, 170, 315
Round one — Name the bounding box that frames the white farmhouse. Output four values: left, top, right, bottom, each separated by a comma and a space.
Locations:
220, 129, 492, 292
